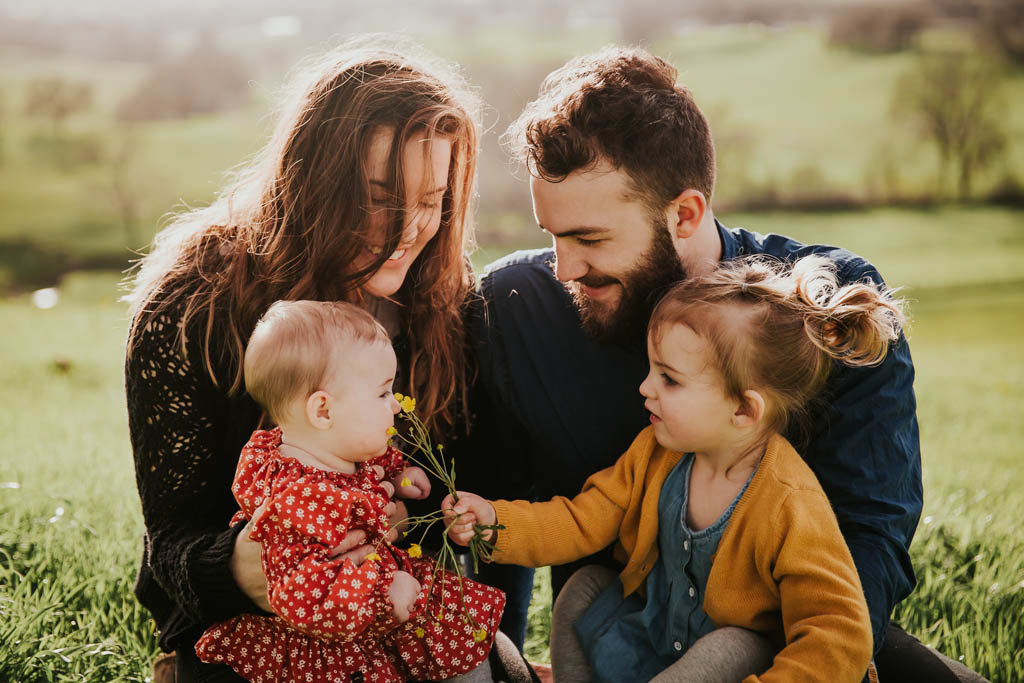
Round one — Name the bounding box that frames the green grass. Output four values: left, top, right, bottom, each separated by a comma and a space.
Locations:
2, 206, 1023, 679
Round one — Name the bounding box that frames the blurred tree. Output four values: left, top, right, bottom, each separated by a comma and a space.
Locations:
977, 0, 1024, 63
0, 87, 5, 165
617, 1, 681, 45
117, 29, 249, 121
891, 52, 1007, 199
23, 77, 94, 139
103, 128, 144, 247
829, 3, 932, 52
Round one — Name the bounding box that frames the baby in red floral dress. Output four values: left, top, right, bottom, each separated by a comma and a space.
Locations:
196, 300, 505, 683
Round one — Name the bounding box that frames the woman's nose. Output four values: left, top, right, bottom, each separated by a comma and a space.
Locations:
401, 208, 426, 245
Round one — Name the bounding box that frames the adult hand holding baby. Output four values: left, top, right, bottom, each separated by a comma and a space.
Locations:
231, 497, 404, 612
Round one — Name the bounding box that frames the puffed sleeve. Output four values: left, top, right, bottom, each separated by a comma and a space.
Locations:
254, 477, 401, 640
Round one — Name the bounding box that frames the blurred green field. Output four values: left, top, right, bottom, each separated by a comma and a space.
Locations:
1, 206, 1023, 680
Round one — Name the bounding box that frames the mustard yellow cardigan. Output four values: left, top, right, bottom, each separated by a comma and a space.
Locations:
490, 427, 873, 683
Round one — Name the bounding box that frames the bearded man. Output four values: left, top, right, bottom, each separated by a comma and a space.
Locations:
458, 47, 986, 682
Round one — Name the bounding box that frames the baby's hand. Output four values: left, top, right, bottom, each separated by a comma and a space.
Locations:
367, 464, 396, 498
442, 492, 497, 546
387, 570, 421, 623
392, 466, 430, 500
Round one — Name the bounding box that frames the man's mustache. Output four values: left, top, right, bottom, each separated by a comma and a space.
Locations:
574, 273, 618, 288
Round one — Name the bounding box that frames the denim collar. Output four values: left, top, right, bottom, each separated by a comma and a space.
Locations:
716, 218, 740, 263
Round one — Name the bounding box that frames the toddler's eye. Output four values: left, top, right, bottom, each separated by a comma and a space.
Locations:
661, 373, 678, 387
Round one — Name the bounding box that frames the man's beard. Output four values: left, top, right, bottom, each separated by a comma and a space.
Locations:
568, 217, 687, 345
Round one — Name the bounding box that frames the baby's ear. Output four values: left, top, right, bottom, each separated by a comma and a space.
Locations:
306, 390, 332, 430
733, 389, 766, 428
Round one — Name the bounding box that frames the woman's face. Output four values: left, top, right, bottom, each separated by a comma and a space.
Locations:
358, 127, 453, 298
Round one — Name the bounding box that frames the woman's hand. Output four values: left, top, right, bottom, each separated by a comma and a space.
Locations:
442, 492, 497, 546
230, 511, 273, 612
231, 501, 379, 612
386, 499, 407, 541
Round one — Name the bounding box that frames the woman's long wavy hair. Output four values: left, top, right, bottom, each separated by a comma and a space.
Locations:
125, 38, 481, 435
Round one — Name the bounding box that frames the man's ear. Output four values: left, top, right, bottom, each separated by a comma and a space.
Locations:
733, 389, 766, 429
666, 189, 708, 240
306, 390, 332, 430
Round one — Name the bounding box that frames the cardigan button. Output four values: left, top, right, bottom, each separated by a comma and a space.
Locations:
688, 586, 696, 598
673, 641, 683, 652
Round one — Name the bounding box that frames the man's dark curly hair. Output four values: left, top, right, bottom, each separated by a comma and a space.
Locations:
505, 47, 716, 213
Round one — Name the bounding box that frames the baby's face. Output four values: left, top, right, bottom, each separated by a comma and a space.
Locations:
322, 340, 401, 463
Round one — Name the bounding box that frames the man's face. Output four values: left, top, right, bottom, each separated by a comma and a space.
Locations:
530, 162, 686, 344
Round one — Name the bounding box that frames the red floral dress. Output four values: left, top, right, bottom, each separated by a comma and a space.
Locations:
196, 429, 505, 683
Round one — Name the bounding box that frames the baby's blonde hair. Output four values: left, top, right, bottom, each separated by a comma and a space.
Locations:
649, 255, 905, 439
244, 300, 390, 424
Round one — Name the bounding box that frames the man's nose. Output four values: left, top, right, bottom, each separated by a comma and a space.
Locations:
553, 242, 587, 283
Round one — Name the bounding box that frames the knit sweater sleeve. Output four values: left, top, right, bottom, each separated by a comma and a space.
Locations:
126, 309, 262, 628
488, 436, 648, 568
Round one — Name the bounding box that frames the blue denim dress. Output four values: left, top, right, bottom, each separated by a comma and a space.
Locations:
574, 453, 755, 683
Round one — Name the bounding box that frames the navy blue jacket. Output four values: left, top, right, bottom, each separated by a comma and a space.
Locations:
464, 221, 922, 652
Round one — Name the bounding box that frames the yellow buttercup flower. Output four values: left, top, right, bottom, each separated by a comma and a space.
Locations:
408, 544, 422, 558
400, 477, 412, 488
365, 552, 381, 562
386, 426, 397, 436
473, 628, 487, 642
415, 627, 425, 638
399, 395, 416, 413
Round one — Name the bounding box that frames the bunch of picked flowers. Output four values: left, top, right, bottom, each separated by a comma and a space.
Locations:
381, 393, 503, 642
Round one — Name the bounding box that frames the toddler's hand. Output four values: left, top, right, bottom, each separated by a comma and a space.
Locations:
442, 492, 497, 546
392, 466, 430, 500
388, 570, 421, 623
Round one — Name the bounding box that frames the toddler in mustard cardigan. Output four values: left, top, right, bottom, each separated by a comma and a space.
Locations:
445, 255, 905, 683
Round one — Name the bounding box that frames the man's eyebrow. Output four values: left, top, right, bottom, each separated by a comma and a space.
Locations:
538, 223, 610, 238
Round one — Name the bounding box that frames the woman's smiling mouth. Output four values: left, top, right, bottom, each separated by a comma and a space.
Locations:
368, 246, 408, 261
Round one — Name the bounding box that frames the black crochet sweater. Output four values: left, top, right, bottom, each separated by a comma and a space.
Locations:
125, 306, 265, 652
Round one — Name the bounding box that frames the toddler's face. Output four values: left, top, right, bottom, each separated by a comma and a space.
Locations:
639, 323, 737, 455
322, 340, 401, 463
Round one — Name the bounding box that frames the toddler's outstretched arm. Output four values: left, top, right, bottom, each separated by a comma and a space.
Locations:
442, 492, 496, 546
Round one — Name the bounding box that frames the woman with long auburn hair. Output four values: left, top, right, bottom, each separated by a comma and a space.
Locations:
124, 39, 530, 682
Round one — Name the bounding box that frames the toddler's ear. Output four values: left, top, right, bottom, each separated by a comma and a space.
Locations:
733, 389, 766, 428
306, 390, 333, 430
